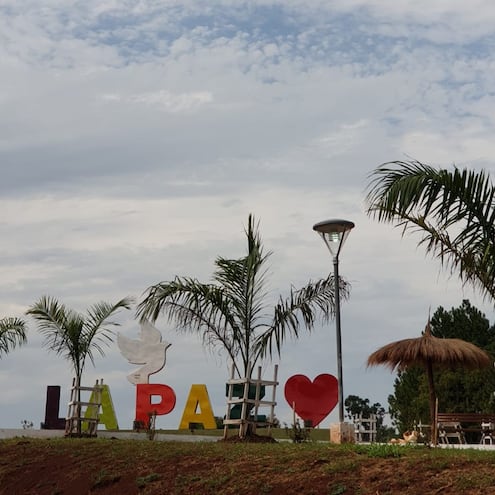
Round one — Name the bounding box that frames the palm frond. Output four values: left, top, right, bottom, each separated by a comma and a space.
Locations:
137, 213, 347, 378
254, 274, 350, 360
213, 214, 271, 321
26, 296, 83, 353
366, 160, 495, 301
28, 295, 131, 380
211, 215, 272, 372
138, 277, 243, 374
82, 297, 133, 367
27, 296, 84, 374
0, 317, 27, 357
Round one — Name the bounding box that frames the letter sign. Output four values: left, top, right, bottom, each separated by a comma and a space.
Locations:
179, 384, 217, 430
135, 383, 176, 427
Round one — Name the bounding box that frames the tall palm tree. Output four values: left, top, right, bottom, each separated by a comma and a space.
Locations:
366, 160, 495, 302
137, 214, 349, 379
26, 295, 132, 434
0, 317, 27, 358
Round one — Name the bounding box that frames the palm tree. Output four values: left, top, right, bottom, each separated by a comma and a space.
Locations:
137, 214, 349, 379
26, 295, 132, 434
366, 160, 495, 301
0, 317, 27, 358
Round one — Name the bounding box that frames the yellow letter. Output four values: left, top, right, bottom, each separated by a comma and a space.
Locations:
84, 384, 119, 430
179, 384, 217, 430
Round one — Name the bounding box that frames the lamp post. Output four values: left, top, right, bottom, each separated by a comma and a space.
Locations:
313, 219, 354, 424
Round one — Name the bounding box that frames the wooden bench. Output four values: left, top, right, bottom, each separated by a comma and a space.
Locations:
437, 413, 495, 444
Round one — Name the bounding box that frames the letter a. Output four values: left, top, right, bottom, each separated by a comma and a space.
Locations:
179, 384, 216, 430
84, 384, 119, 430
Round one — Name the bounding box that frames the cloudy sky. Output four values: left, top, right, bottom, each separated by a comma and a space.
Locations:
1, 0, 495, 431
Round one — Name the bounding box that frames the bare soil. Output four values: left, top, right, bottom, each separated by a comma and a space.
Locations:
2, 436, 495, 494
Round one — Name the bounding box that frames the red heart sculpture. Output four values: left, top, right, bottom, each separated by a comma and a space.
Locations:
284, 374, 338, 427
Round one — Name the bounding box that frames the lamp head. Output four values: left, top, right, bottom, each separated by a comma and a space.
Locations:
313, 219, 355, 259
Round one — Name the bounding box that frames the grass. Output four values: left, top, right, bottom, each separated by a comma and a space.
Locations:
355, 442, 409, 458
135, 473, 161, 489
92, 469, 122, 489
455, 472, 495, 490
328, 484, 346, 495
3, 437, 495, 494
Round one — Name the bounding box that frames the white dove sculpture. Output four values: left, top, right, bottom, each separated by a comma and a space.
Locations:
117, 320, 171, 385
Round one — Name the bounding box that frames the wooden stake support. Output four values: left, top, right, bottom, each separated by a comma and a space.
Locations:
223, 363, 278, 439
65, 378, 104, 437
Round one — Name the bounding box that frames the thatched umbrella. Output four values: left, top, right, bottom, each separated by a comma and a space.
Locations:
367, 320, 492, 444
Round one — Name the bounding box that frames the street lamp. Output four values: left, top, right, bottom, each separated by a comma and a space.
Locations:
313, 218, 354, 424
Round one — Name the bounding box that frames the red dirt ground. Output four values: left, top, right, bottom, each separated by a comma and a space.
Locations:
2, 437, 495, 494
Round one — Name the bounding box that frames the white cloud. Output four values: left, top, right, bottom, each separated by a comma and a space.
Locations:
101, 89, 213, 113
1, 0, 495, 430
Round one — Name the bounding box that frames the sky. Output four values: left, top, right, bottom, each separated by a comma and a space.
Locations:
1, 0, 495, 431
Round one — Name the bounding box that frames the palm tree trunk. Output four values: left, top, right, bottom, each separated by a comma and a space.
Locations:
426, 359, 437, 445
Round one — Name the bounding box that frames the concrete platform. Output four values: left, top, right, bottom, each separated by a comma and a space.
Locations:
0, 429, 219, 442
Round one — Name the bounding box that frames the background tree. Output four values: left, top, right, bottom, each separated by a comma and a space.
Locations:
345, 394, 386, 423
344, 394, 394, 442
0, 317, 27, 358
388, 367, 430, 434
388, 300, 495, 436
137, 214, 349, 380
27, 295, 132, 433
366, 161, 495, 302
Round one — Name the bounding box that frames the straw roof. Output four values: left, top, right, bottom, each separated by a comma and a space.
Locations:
367, 326, 492, 371
367, 320, 493, 445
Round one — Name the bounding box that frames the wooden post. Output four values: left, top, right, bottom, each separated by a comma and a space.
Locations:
65, 378, 103, 437
223, 363, 235, 440
223, 363, 278, 439
268, 364, 278, 432
239, 363, 251, 438
434, 397, 439, 446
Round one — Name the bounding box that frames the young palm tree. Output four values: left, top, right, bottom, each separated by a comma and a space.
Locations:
137, 214, 349, 379
0, 317, 27, 358
366, 160, 495, 302
26, 295, 132, 434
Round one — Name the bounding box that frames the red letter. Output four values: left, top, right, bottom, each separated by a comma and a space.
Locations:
135, 384, 176, 427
